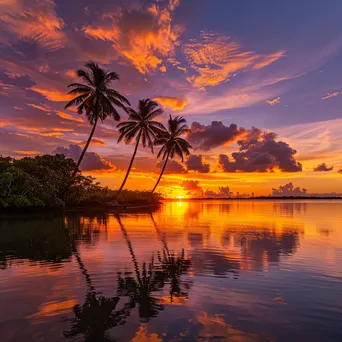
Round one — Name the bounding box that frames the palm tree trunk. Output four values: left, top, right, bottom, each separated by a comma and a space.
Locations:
115, 134, 141, 200
72, 117, 98, 178
151, 152, 170, 194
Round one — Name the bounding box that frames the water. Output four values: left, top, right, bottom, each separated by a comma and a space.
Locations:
1, 200, 342, 342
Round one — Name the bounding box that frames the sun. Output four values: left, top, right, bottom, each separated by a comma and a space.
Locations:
176, 195, 185, 199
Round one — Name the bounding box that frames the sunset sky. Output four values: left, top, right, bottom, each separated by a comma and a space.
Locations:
1, 0, 342, 198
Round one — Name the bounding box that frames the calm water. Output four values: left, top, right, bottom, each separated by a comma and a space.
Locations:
1, 200, 342, 342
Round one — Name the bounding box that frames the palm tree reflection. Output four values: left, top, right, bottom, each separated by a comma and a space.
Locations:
65, 214, 193, 339
64, 225, 129, 341
151, 214, 192, 304
116, 215, 164, 321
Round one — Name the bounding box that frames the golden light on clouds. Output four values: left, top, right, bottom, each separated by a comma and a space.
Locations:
27, 103, 51, 112
252, 50, 286, 70
266, 96, 280, 105
30, 87, 73, 102
82, 0, 183, 74
321, 91, 341, 100
184, 31, 285, 88
153, 96, 187, 110
0, 0, 65, 51
56, 111, 84, 123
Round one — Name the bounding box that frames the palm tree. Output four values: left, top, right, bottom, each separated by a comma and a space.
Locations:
114, 99, 165, 200
151, 115, 192, 194
65, 61, 130, 177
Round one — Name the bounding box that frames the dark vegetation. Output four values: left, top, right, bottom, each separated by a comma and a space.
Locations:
0, 155, 161, 210
1, 61, 192, 211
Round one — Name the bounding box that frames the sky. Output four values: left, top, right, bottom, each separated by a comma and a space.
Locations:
0, 0, 342, 198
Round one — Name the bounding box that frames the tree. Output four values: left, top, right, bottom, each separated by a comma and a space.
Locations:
65, 61, 130, 177
114, 99, 165, 200
151, 115, 192, 194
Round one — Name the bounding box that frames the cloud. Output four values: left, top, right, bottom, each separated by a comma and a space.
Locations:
54, 144, 116, 172
14, 150, 40, 156
29, 87, 73, 102
181, 180, 203, 196
185, 155, 210, 173
266, 96, 280, 105
153, 96, 187, 111
272, 182, 307, 196
338, 169, 342, 174
27, 103, 51, 112
82, 0, 183, 74
0, 0, 65, 51
80, 138, 105, 146
321, 92, 341, 100
217, 127, 302, 172
204, 186, 232, 198
157, 159, 186, 174
184, 31, 285, 88
313, 163, 334, 172
272, 182, 342, 198
188, 121, 245, 151
56, 111, 84, 123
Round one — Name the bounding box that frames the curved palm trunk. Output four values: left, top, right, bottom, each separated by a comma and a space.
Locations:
115, 134, 141, 200
72, 117, 98, 178
151, 152, 170, 194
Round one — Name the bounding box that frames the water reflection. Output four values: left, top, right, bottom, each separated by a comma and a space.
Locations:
0, 216, 73, 269
1, 200, 342, 342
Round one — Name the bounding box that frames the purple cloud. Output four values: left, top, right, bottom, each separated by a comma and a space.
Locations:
218, 127, 302, 172
185, 155, 210, 173
313, 163, 334, 172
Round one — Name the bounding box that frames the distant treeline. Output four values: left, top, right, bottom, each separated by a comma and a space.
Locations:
0, 155, 161, 210
170, 197, 342, 201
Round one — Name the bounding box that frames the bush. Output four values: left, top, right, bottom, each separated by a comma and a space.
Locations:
0, 155, 161, 210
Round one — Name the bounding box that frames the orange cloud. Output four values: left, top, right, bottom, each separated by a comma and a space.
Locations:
252, 50, 286, 70
82, 26, 120, 41
56, 111, 84, 123
15, 150, 40, 156
39, 65, 49, 73
65, 69, 76, 78
321, 91, 341, 100
153, 96, 187, 110
80, 138, 105, 146
30, 87, 73, 102
266, 96, 280, 105
82, 0, 183, 74
184, 31, 285, 88
0, 0, 65, 51
28, 103, 51, 112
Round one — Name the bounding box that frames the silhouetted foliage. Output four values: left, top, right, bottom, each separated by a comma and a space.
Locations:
65, 61, 130, 177
151, 115, 192, 193
0, 155, 161, 209
115, 99, 165, 200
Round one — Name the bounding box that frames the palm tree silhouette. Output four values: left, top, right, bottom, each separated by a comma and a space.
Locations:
151, 115, 192, 194
150, 214, 192, 304
65, 61, 130, 177
115, 215, 165, 321
114, 99, 165, 200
